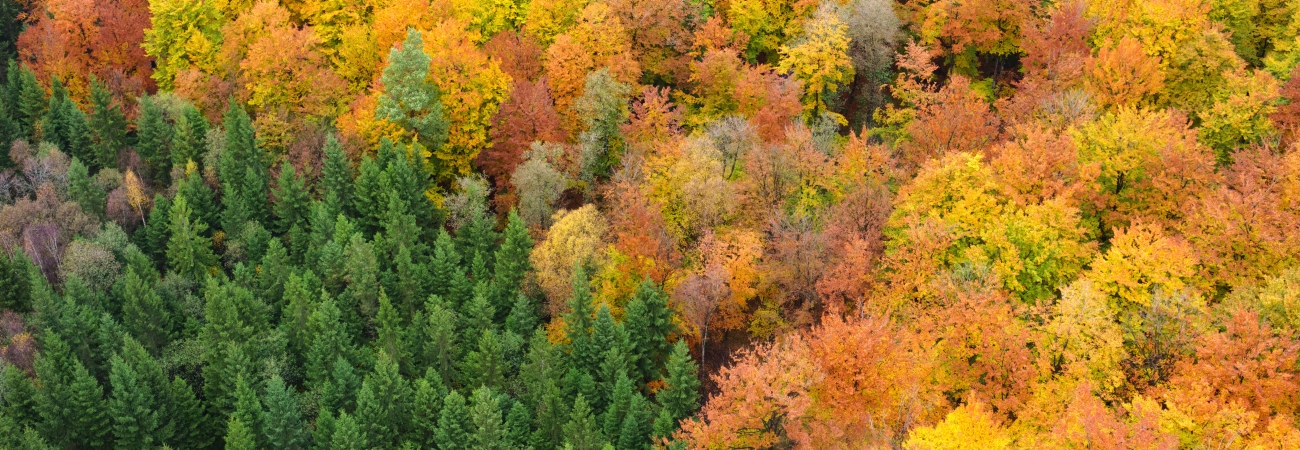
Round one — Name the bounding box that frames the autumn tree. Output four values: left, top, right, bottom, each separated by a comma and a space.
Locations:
143, 0, 223, 90
421, 20, 513, 181
777, 8, 854, 124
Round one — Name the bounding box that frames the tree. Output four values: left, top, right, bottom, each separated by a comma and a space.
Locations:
220, 99, 270, 233
480, 77, 563, 185
563, 394, 606, 450
492, 210, 534, 307
143, 0, 223, 90
32, 334, 112, 449
435, 390, 472, 450
623, 280, 676, 384
166, 194, 217, 281
1087, 37, 1165, 108
656, 341, 700, 424
727, 0, 818, 62
109, 353, 160, 449
777, 10, 854, 125
511, 142, 568, 228
320, 134, 353, 214
171, 104, 208, 171
225, 416, 257, 450
469, 386, 508, 450
543, 3, 641, 133
87, 78, 127, 169
330, 412, 369, 450
272, 164, 311, 236
531, 205, 609, 310
67, 157, 105, 217
13, 64, 45, 141
573, 68, 631, 180
261, 376, 308, 450
422, 20, 513, 181
355, 353, 413, 447
904, 401, 1011, 450
376, 29, 449, 163
135, 96, 174, 183
40, 78, 92, 163
463, 329, 506, 391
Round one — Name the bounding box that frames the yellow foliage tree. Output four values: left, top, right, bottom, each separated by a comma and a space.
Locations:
522, 0, 588, 45
776, 10, 854, 125
543, 2, 641, 134
143, 0, 225, 90
1085, 223, 1199, 312
530, 205, 609, 312
422, 20, 513, 179
905, 401, 1013, 450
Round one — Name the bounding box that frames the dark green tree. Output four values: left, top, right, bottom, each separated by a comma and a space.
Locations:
165, 194, 217, 281
492, 210, 533, 309
410, 372, 447, 448
317, 357, 361, 416
462, 329, 505, 391
0, 249, 31, 311
121, 266, 171, 355
505, 400, 531, 449
617, 394, 652, 450
376, 292, 410, 368
320, 134, 352, 216
565, 265, 598, 376
86, 78, 127, 170
166, 376, 212, 450
108, 352, 159, 449
355, 353, 413, 447
623, 280, 676, 385
176, 167, 218, 237
220, 99, 268, 232
170, 104, 207, 170
305, 296, 354, 386
32, 334, 111, 449
14, 65, 45, 141
230, 375, 263, 448
67, 157, 105, 217
261, 376, 308, 450
602, 373, 634, 439
143, 194, 172, 267
41, 78, 92, 163
655, 341, 700, 428
418, 295, 460, 386
273, 164, 310, 236
135, 95, 174, 184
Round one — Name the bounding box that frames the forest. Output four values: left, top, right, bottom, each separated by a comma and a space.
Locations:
1, 0, 1299, 448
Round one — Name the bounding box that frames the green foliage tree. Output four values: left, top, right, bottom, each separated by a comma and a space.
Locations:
67, 157, 105, 217
41, 78, 92, 163
376, 29, 449, 161
166, 194, 217, 281
434, 390, 472, 450
623, 280, 675, 384
32, 334, 112, 449
261, 376, 308, 450
355, 353, 413, 447
224, 416, 257, 450
654, 340, 699, 432
330, 412, 369, 450
135, 95, 174, 184
87, 78, 127, 170
563, 394, 606, 450
469, 386, 508, 450
273, 163, 311, 236
109, 352, 160, 449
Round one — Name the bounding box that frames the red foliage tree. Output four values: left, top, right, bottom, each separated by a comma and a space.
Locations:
479, 77, 565, 188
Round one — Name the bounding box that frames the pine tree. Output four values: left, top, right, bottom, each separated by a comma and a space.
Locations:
167, 376, 212, 450
623, 280, 676, 384
469, 386, 507, 450
261, 376, 308, 450
87, 78, 128, 171
66, 157, 105, 217
135, 95, 174, 184
492, 210, 533, 309
656, 341, 700, 424
108, 353, 159, 449
505, 400, 531, 448
32, 334, 112, 449
434, 390, 472, 450
330, 412, 369, 450
273, 164, 310, 236
143, 194, 172, 267
356, 353, 414, 447
41, 78, 92, 163
376, 29, 448, 155
225, 416, 257, 450
166, 194, 217, 281
563, 394, 605, 450
419, 295, 460, 384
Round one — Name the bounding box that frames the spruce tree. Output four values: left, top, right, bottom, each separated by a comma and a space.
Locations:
505, 400, 531, 449
121, 266, 171, 355
492, 210, 533, 309
330, 412, 368, 450
66, 157, 105, 216
462, 329, 505, 391
166, 376, 212, 450
176, 165, 218, 236
305, 296, 354, 386
220, 99, 266, 233
563, 394, 605, 450
565, 265, 598, 375
317, 357, 361, 415
602, 373, 634, 439
166, 194, 217, 281
224, 416, 256, 450
0, 249, 30, 311
411, 372, 446, 448
419, 295, 460, 385
14, 65, 44, 141
505, 293, 539, 339
170, 104, 207, 170
109, 352, 159, 449
434, 390, 471, 450
87, 78, 127, 170
143, 194, 172, 267
656, 341, 700, 424
355, 353, 413, 447
32, 334, 111, 449
135, 95, 174, 184
468, 386, 507, 450
41, 78, 92, 163
230, 375, 263, 448
312, 410, 336, 450
261, 376, 308, 450
273, 163, 310, 236
376, 292, 410, 367
462, 288, 495, 343
617, 394, 652, 450
320, 134, 352, 215
624, 280, 676, 384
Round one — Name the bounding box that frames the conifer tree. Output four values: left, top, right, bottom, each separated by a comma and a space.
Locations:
419, 295, 460, 385
463, 329, 506, 391
463, 289, 496, 343
506, 400, 531, 448
261, 376, 308, 450
330, 412, 369, 450
135, 95, 174, 184
67, 157, 105, 217
14, 64, 44, 141
376, 29, 448, 157
617, 394, 651, 450
469, 386, 507, 450
317, 357, 361, 416
166, 194, 217, 281
602, 373, 634, 439
563, 394, 605, 450
505, 293, 539, 339
171, 105, 207, 170
376, 293, 410, 367
492, 210, 534, 310
109, 352, 159, 449
143, 194, 172, 266
121, 266, 171, 355
434, 390, 472, 450
87, 77, 127, 170
220, 99, 267, 232
355, 353, 413, 447
411, 373, 447, 448
350, 154, 385, 235
41, 78, 92, 163
566, 265, 598, 375
273, 164, 310, 236
305, 296, 354, 386
167, 376, 212, 450
177, 165, 218, 234
32, 334, 111, 449
0, 249, 30, 311
230, 375, 263, 448
623, 280, 676, 384
321, 134, 352, 215
655, 341, 700, 426
225, 416, 256, 450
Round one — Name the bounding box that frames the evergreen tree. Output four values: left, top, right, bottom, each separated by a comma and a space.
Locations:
505, 400, 531, 449
261, 376, 308, 450
418, 295, 460, 384
121, 266, 171, 355
602, 373, 634, 439
376, 292, 410, 367
109, 353, 159, 449
176, 166, 218, 237
143, 194, 172, 267
32, 334, 111, 449
166, 194, 217, 281
462, 329, 505, 391
462, 288, 495, 343
305, 296, 354, 386
468, 386, 507, 450
355, 353, 413, 447
317, 357, 361, 416
41, 78, 92, 163
565, 265, 598, 375
312, 410, 336, 450
530, 378, 568, 450
273, 163, 311, 237
434, 390, 471, 450
623, 280, 676, 384
230, 375, 263, 448
170, 104, 207, 170
0, 249, 31, 311
224, 416, 256, 450
135, 95, 174, 184
321, 134, 352, 215
67, 157, 105, 217
14, 65, 44, 141
563, 394, 605, 450
220, 99, 267, 233
0, 92, 16, 167
617, 394, 652, 450
492, 210, 533, 310
505, 293, 539, 339
330, 412, 369, 450
656, 341, 700, 424
87, 77, 127, 170
411, 372, 447, 448
166, 376, 212, 450
376, 29, 448, 155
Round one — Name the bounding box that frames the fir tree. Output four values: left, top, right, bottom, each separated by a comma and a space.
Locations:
623, 280, 676, 384
505, 400, 531, 449
617, 394, 652, 450
566, 265, 598, 375
41, 78, 92, 163
468, 386, 507, 450
135, 95, 174, 184
492, 210, 533, 310
434, 390, 471, 450
261, 376, 308, 450
376, 29, 448, 155
321, 134, 352, 215
166, 194, 217, 281
0, 249, 31, 311
170, 104, 207, 170
273, 163, 310, 236
32, 334, 112, 449
462, 288, 495, 343
66, 157, 105, 217
330, 412, 368, 450
224, 416, 256, 450
121, 265, 171, 354
505, 293, 539, 339
355, 353, 413, 447
656, 341, 700, 424
419, 295, 460, 383
230, 375, 263, 448
602, 373, 634, 439
462, 329, 505, 391
14, 65, 44, 141
220, 99, 267, 233
305, 296, 354, 386
87, 78, 127, 170
177, 165, 218, 234
108, 353, 159, 449
143, 194, 172, 267
563, 394, 605, 450
166, 376, 212, 450
411, 372, 447, 448
317, 357, 361, 416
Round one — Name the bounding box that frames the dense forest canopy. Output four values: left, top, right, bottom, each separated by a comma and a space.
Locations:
1, 0, 1300, 448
